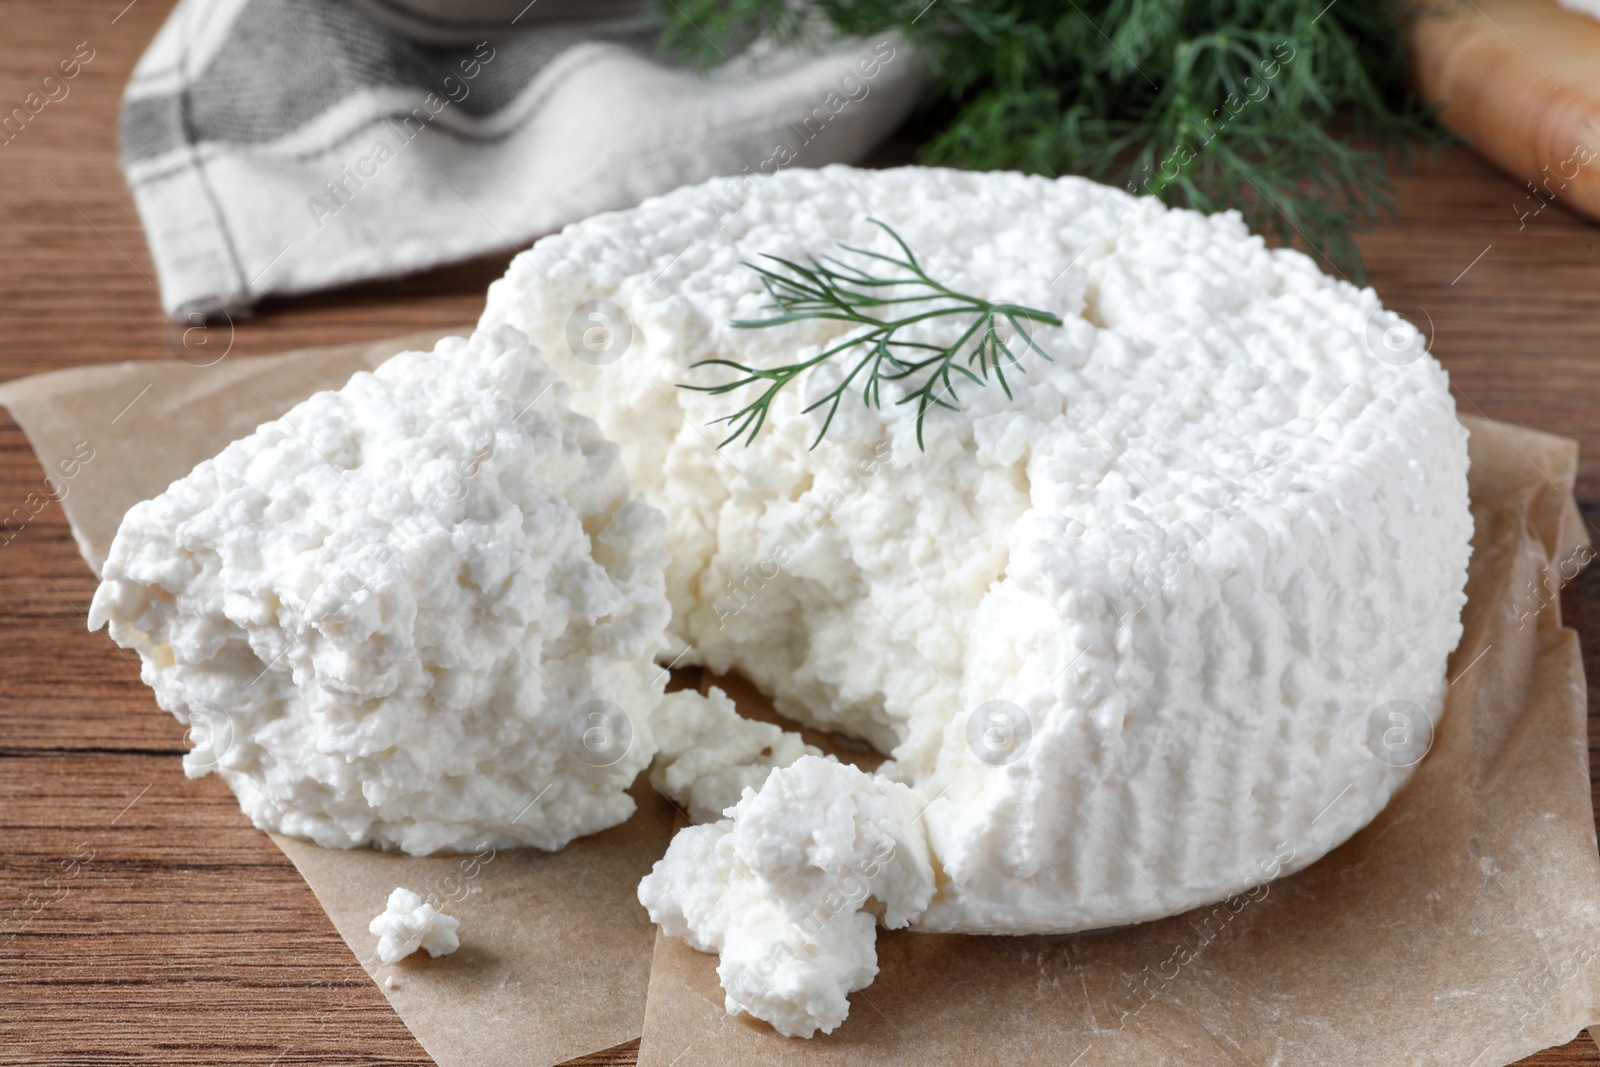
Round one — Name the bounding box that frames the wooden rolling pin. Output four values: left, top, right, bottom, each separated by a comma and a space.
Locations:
1409, 0, 1600, 224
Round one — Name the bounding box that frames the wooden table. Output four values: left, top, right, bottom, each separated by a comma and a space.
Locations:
1, 2, 1597, 1064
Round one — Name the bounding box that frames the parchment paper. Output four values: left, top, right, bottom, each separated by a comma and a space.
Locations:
0, 331, 677, 1067
3, 334, 1597, 1067
637, 416, 1600, 1067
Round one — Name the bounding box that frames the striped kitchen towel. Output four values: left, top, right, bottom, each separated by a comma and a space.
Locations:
120, 0, 922, 318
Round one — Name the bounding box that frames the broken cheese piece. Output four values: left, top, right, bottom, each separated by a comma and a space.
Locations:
639, 756, 936, 1036
650, 686, 822, 823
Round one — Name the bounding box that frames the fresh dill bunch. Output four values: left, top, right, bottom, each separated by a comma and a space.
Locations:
681, 219, 1062, 449
656, 0, 1441, 280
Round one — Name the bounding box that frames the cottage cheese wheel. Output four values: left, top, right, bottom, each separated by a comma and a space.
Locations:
480, 166, 1473, 1034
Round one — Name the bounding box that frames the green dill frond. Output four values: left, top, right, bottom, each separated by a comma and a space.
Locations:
656, 0, 1444, 281
679, 220, 1061, 450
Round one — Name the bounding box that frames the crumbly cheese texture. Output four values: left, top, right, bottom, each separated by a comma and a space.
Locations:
89, 326, 671, 855
481, 166, 1474, 1033
651, 686, 822, 823
370, 886, 461, 963
639, 756, 935, 1037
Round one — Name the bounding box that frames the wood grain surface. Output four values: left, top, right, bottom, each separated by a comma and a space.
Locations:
1, 2, 1598, 1064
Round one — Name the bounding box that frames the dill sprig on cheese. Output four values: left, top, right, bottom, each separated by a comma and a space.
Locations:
681, 219, 1061, 450
656, 0, 1438, 279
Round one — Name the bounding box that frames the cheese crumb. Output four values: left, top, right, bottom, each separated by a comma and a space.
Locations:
650, 686, 822, 823
370, 887, 460, 963
639, 756, 936, 1037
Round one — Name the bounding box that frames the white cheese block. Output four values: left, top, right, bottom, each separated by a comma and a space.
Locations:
482, 165, 1473, 1035
89, 326, 672, 855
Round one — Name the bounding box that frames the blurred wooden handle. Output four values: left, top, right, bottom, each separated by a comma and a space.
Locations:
1408, 0, 1600, 224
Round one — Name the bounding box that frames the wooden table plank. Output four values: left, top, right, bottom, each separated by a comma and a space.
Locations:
1, 1, 1598, 1064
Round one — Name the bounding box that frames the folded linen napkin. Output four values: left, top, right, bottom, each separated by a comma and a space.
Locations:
120, 0, 922, 318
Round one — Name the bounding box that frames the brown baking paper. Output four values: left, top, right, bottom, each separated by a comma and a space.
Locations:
0, 331, 677, 1067
638, 416, 1600, 1067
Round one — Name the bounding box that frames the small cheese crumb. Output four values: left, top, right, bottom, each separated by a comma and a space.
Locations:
650, 686, 821, 823
370, 887, 461, 964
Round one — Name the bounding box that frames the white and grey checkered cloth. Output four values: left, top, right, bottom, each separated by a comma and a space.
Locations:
120, 0, 922, 318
